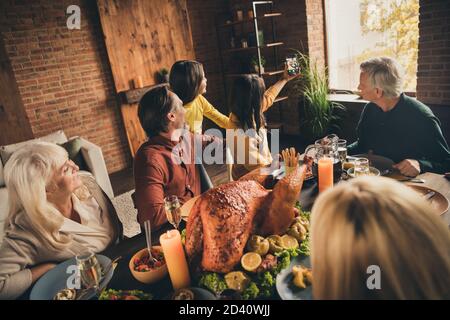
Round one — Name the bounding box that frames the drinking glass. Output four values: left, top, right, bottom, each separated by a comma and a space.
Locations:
164, 195, 182, 230
76, 252, 102, 291
354, 158, 370, 176
337, 139, 347, 169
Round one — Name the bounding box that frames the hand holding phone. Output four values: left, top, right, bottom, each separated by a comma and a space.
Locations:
286, 56, 300, 76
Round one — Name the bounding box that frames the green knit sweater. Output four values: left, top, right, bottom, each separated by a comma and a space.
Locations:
347, 93, 450, 174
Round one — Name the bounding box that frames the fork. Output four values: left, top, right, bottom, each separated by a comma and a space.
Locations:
422, 191, 436, 200
398, 177, 426, 183
144, 220, 158, 263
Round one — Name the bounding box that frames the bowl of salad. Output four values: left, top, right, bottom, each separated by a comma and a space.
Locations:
129, 246, 167, 284
99, 289, 152, 300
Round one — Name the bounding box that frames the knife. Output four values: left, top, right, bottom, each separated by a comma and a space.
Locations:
423, 191, 436, 201
398, 178, 426, 183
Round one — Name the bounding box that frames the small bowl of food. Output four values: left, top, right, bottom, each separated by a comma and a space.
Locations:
53, 288, 77, 300
129, 246, 168, 284
347, 166, 380, 178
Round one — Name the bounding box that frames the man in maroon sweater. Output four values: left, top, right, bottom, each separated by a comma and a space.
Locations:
134, 85, 221, 230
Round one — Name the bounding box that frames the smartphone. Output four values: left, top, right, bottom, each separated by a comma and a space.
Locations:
286, 57, 300, 76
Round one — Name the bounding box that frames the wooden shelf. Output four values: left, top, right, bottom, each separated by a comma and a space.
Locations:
224, 69, 284, 77
274, 96, 289, 103
263, 13, 282, 18
263, 69, 284, 76
220, 12, 282, 28
224, 41, 284, 54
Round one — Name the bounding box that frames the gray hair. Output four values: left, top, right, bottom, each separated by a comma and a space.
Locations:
360, 57, 403, 99
4, 142, 72, 250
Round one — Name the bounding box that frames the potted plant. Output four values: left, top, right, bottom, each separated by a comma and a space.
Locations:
288, 50, 345, 142
156, 68, 169, 84
250, 55, 266, 74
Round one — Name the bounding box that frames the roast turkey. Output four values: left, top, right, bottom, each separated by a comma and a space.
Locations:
185, 164, 308, 273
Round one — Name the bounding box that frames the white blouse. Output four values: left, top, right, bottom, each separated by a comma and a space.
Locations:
59, 193, 114, 253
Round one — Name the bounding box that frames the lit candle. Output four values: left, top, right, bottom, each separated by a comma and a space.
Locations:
159, 229, 191, 290
318, 156, 333, 193
134, 76, 143, 88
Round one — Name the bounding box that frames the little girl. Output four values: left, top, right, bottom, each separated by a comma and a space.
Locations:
228, 70, 298, 179
169, 60, 229, 134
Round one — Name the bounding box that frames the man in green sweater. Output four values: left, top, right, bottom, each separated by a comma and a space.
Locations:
348, 57, 450, 177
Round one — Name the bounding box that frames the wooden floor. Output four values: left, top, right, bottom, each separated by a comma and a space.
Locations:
110, 134, 307, 196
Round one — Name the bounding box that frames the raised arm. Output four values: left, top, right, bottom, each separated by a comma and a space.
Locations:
198, 95, 231, 129
261, 66, 300, 113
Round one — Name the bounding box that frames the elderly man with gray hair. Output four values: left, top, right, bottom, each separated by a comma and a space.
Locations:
347, 57, 450, 177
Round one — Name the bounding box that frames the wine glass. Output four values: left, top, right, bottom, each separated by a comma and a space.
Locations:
354, 158, 370, 176
76, 252, 102, 296
337, 139, 347, 169
164, 195, 182, 230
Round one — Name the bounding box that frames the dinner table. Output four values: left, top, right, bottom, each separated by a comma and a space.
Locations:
96, 170, 450, 300
24, 169, 448, 300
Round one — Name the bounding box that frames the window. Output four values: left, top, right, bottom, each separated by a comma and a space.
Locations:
325, 0, 419, 93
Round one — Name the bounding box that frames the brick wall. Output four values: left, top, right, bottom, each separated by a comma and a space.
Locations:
187, 0, 229, 128
0, 0, 131, 173
305, 0, 326, 71
0, 0, 331, 173
417, 0, 450, 106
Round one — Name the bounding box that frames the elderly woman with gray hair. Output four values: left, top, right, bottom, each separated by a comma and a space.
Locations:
347, 56, 450, 176
0, 142, 122, 299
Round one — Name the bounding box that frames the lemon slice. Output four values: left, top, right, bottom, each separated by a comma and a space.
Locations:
241, 252, 262, 272
281, 234, 299, 249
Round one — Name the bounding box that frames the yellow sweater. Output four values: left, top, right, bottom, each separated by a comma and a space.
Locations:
184, 80, 287, 180
226, 79, 288, 179
184, 95, 230, 134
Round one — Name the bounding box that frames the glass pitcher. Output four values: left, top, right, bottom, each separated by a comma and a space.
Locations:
304, 134, 342, 180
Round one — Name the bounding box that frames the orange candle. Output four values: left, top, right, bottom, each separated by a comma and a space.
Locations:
159, 229, 191, 290
134, 76, 143, 88
318, 156, 333, 193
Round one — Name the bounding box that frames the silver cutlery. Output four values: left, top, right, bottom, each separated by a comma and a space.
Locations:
398, 177, 426, 183
76, 256, 121, 300
423, 191, 436, 201
144, 220, 158, 263
101, 256, 122, 277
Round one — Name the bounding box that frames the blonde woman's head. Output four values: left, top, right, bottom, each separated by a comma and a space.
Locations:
311, 176, 450, 299
4, 142, 81, 249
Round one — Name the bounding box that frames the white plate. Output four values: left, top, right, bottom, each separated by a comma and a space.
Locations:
276, 255, 312, 300
180, 195, 200, 221
347, 166, 380, 178
352, 154, 394, 171
30, 254, 113, 300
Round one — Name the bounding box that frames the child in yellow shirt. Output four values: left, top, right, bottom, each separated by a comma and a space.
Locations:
169, 60, 229, 134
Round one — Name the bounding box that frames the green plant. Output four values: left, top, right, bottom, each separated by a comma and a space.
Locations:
289, 50, 345, 139
250, 55, 266, 67
156, 68, 169, 84
158, 68, 169, 76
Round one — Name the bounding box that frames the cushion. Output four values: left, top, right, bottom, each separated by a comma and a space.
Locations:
0, 130, 68, 164
59, 138, 88, 171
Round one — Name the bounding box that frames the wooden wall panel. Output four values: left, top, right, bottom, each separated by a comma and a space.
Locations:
97, 0, 196, 93
120, 102, 147, 156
